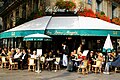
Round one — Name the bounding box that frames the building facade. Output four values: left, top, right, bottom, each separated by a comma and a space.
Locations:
0, 0, 120, 32
0, 0, 120, 50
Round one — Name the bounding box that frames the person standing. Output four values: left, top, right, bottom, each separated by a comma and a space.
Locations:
62, 43, 69, 56
62, 43, 69, 67
77, 44, 83, 55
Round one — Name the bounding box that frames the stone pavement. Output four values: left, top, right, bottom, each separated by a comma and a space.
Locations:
0, 68, 120, 80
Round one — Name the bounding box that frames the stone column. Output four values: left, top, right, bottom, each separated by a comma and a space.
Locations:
103, 0, 108, 16
12, 10, 16, 27
26, 1, 30, 18
92, 0, 96, 13
19, 4, 22, 18
6, 16, 10, 29
31, 0, 34, 12
116, 7, 120, 18
107, 1, 112, 19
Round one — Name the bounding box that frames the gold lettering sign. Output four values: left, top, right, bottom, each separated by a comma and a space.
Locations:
11, 32, 15, 36
113, 31, 118, 35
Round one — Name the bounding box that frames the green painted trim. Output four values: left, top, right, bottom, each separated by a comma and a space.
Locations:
23, 38, 43, 41
23, 38, 52, 41
46, 29, 120, 36
1, 30, 44, 38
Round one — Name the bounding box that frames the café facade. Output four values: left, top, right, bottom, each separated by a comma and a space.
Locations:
0, 15, 120, 53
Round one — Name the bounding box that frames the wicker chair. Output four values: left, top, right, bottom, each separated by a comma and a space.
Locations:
40, 56, 45, 70
28, 58, 36, 71
54, 57, 61, 72
92, 60, 102, 73
77, 60, 88, 75
1, 56, 8, 68
9, 58, 18, 70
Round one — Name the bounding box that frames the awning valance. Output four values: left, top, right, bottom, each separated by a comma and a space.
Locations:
1, 16, 120, 38
23, 33, 51, 41
46, 16, 120, 36
1, 16, 52, 38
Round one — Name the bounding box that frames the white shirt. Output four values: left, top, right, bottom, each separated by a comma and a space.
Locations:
31, 55, 37, 59
22, 53, 26, 59
63, 45, 66, 50
14, 52, 22, 59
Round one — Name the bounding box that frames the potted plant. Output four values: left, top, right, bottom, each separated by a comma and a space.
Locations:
55, 0, 76, 12
77, 8, 96, 18
112, 18, 120, 25
96, 11, 111, 22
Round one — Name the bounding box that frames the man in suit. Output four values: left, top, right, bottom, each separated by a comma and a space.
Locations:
21, 49, 28, 69
103, 52, 120, 74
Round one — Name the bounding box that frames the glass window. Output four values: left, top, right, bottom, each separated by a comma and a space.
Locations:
88, 0, 92, 4
22, 3, 26, 18
96, 0, 102, 12
112, 5, 116, 18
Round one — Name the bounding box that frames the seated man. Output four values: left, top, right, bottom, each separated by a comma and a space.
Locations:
103, 52, 120, 74
21, 49, 28, 69
14, 49, 22, 69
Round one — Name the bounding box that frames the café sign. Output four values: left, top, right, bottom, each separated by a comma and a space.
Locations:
45, 6, 77, 13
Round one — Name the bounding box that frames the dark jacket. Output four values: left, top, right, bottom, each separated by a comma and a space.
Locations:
62, 46, 69, 55
111, 54, 120, 67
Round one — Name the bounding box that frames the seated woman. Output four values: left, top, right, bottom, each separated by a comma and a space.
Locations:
103, 53, 120, 74
46, 51, 53, 59
45, 51, 54, 71
31, 50, 37, 59
107, 52, 114, 62
97, 53, 104, 61
1, 50, 7, 56
70, 52, 75, 59
87, 51, 96, 71
77, 51, 82, 59
7, 49, 12, 58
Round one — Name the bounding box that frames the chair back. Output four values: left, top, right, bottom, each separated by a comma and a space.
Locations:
9, 58, 13, 64
96, 60, 102, 66
56, 57, 60, 63
40, 56, 45, 63
29, 58, 35, 65
82, 60, 88, 67
44, 54, 47, 58
1, 56, 6, 63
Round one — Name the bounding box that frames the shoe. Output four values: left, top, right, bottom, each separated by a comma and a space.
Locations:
55, 70, 57, 72
40, 70, 42, 73
103, 72, 110, 75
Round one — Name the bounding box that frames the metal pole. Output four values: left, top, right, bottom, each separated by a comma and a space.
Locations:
35, 56, 41, 73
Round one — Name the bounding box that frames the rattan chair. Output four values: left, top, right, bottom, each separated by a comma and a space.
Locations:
54, 57, 61, 72
9, 58, 18, 70
28, 58, 36, 71
92, 60, 102, 73
1, 56, 8, 68
40, 56, 45, 70
77, 60, 88, 75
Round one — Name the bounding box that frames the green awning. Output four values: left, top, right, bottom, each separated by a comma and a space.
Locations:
46, 16, 120, 37
1, 16, 52, 38
46, 29, 120, 36
1, 30, 44, 38
23, 33, 51, 41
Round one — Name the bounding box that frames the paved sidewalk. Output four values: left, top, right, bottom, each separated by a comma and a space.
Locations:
0, 68, 120, 80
